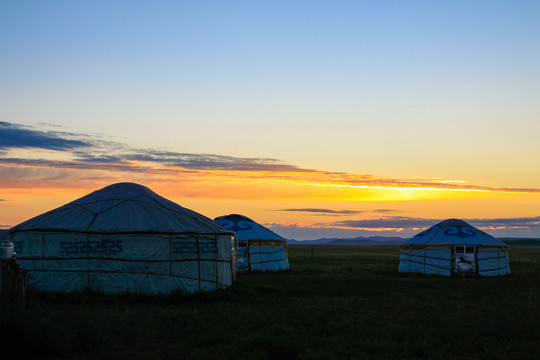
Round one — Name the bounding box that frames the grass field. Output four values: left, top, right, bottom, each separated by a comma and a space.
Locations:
2, 245, 540, 359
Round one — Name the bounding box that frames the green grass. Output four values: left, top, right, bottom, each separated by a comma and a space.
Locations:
2, 245, 540, 359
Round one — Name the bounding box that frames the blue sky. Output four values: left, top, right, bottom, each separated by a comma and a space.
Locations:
1, 1, 539, 239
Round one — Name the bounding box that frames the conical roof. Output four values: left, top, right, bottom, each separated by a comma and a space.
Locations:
10, 183, 231, 235
403, 218, 507, 247
214, 214, 285, 241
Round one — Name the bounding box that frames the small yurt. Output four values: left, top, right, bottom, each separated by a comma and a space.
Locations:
214, 214, 289, 272
399, 219, 510, 276
9, 183, 234, 293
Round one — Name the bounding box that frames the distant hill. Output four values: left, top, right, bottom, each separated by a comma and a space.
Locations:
2, 229, 538, 247
499, 238, 540, 247
288, 236, 540, 247
287, 236, 407, 245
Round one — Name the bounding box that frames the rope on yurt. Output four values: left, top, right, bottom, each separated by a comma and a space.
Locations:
86, 231, 91, 288
86, 213, 98, 288
214, 235, 218, 288
41, 233, 45, 271
247, 240, 252, 272
196, 232, 201, 291
423, 247, 426, 274
96, 194, 143, 216
475, 246, 479, 276
169, 234, 172, 276
476, 245, 510, 275
497, 247, 500, 276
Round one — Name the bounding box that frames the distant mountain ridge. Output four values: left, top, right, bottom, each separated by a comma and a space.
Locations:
287, 236, 407, 245
288, 235, 540, 246
498, 238, 540, 247
2, 229, 539, 246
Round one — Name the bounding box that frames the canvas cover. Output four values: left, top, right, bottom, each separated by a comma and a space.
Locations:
9, 183, 234, 293
214, 214, 289, 272
399, 219, 510, 277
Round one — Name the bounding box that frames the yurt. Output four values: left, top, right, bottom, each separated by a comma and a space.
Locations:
399, 219, 510, 277
214, 214, 289, 272
8, 183, 234, 293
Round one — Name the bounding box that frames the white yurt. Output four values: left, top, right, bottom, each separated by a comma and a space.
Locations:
8, 183, 234, 293
214, 214, 289, 272
399, 219, 510, 276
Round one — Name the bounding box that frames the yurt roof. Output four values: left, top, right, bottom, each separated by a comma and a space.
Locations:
10, 183, 232, 235
214, 214, 285, 241
403, 218, 507, 247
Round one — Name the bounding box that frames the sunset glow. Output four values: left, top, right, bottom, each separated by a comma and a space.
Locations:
1, 1, 539, 239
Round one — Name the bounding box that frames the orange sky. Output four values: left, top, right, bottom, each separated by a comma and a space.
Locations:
2, 151, 539, 239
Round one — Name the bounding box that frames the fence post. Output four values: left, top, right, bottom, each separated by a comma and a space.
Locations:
1, 259, 26, 302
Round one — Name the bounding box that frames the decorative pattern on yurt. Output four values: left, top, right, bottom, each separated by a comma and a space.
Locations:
399, 219, 510, 277
214, 214, 289, 272
8, 183, 234, 293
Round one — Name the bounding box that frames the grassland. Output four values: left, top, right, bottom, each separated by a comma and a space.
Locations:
2, 245, 540, 359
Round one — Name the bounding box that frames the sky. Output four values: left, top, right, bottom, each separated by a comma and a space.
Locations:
1, 1, 539, 239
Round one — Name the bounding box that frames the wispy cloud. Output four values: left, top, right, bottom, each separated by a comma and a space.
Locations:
0, 122, 298, 172
118, 150, 306, 172
269, 216, 540, 239
279, 208, 363, 216
332, 217, 440, 229
372, 209, 400, 214
329, 216, 540, 231
0, 122, 300, 174
1, 121, 540, 195
466, 216, 540, 228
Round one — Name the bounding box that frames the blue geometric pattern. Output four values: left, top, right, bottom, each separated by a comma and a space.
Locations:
220, 214, 253, 232
172, 241, 217, 254
442, 226, 477, 238
14, 241, 23, 254
60, 240, 123, 255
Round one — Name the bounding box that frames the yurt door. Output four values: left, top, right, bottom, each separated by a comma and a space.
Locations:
235, 240, 249, 272
454, 246, 476, 274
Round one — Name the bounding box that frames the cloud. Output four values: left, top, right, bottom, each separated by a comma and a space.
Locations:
0, 120, 296, 173
36, 123, 64, 128
270, 216, 540, 239
118, 150, 306, 172
0, 121, 91, 151
332, 217, 441, 229
372, 209, 400, 214
466, 216, 540, 228
279, 208, 363, 216
1, 121, 540, 195
0, 157, 161, 174
330, 216, 540, 231
1, 152, 301, 174
0, 120, 300, 172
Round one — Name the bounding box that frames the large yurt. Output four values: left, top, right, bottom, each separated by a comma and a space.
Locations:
399, 219, 510, 277
8, 183, 234, 293
214, 214, 289, 272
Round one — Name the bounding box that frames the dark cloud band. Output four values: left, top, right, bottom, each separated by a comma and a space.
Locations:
331, 216, 540, 229
280, 208, 362, 215
0, 121, 91, 151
